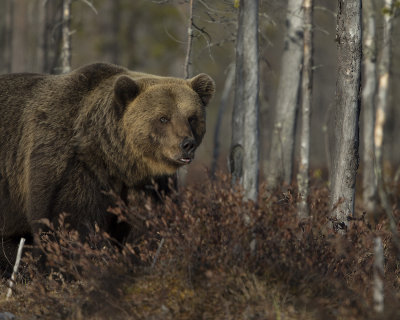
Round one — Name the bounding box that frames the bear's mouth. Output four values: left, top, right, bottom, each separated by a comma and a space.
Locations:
178, 157, 192, 164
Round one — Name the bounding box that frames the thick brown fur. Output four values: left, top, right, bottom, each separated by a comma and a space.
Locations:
0, 63, 215, 270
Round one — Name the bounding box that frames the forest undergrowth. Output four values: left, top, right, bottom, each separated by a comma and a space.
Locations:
0, 172, 399, 319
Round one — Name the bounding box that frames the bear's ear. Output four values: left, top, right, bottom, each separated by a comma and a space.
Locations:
189, 73, 215, 106
114, 76, 140, 107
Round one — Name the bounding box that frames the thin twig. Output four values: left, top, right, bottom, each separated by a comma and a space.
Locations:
6, 238, 26, 300
198, 0, 226, 14
79, 0, 98, 15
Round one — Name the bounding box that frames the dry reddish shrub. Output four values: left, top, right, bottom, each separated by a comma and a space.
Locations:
0, 172, 399, 319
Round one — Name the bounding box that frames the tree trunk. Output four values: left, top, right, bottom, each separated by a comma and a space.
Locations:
184, 0, 194, 79
7, 0, 14, 73
374, 0, 400, 259
329, 0, 362, 231
230, 0, 259, 202
43, 0, 63, 74
61, 0, 72, 74
36, 0, 46, 73
178, 0, 195, 188
211, 64, 235, 177
373, 236, 384, 314
0, 0, 14, 73
361, 0, 377, 215
297, 0, 314, 218
11, 0, 28, 72
266, 0, 304, 189
374, 0, 394, 213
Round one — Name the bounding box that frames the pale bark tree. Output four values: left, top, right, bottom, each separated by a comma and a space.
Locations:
11, 0, 28, 72
297, 0, 313, 218
60, 0, 97, 74
36, 0, 46, 73
230, 0, 259, 202
330, 0, 362, 230
184, 0, 194, 79
361, 0, 378, 215
266, 0, 304, 189
178, 0, 195, 188
43, 0, 63, 74
374, 0, 400, 258
374, 0, 394, 213
61, 0, 72, 74
373, 236, 384, 314
212, 64, 235, 177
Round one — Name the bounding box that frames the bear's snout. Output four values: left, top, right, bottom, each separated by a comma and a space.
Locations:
180, 137, 196, 155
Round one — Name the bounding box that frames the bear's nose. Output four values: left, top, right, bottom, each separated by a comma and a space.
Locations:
180, 137, 196, 154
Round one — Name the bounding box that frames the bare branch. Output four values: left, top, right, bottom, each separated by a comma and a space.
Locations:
198, 0, 227, 14
79, 0, 98, 15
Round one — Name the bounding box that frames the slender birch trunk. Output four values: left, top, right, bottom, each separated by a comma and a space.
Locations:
184, 0, 194, 80
43, 0, 63, 74
36, 0, 46, 73
266, 0, 304, 189
3, 0, 14, 73
230, 0, 259, 202
374, 0, 400, 259
11, 0, 27, 72
297, 0, 313, 218
212, 64, 235, 177
362, 0, 377, 215
61, 0, 72, 74
374, 0, 394, 213
178, 0, 195, 188
330, 0, 362, 231
373, 236, 384, 314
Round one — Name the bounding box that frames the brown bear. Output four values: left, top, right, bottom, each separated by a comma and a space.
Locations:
0, 62, 215, 270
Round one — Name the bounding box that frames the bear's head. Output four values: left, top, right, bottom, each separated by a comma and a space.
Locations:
114, 73, 215, 177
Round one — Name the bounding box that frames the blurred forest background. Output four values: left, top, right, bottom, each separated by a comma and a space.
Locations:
2, 0, 400, 181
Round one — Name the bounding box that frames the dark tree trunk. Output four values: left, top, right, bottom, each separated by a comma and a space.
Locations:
329, 0, 362, 230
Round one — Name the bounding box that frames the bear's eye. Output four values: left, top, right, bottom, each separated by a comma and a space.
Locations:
160, 116, 169, 124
